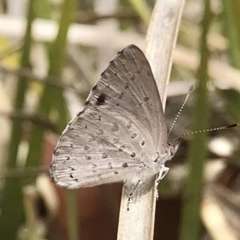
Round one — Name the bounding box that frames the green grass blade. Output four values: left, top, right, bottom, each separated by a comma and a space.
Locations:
127, 0, 151, 24
220, 0, 240, 127
179, 0, 212, 239
35, 0, 51, 19
25, 1, 79, 240
221, 0, 240, 68
25, 0, 77, 171
0, 0, 36, 239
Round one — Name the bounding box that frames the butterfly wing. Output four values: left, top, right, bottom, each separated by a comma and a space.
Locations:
50, 45, 167, 189
50, 106, 155, 188
90, 45, 167, 146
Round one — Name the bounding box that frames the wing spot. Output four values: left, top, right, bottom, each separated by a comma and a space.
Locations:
84, 145, 90, 150
74, 179, 78, 182
92, 84, 98, 91
122, 163, 128, 168
124, 84, 129, 89
141, 141, 145, 146
77, 110, 84, 116
119, 145, 125, 151
84, 124, 88, 129
98, 115, 102, 121
70, 173, 73, 178
102, 153, 108, 159
84, 100, 90, 106
153, 153, 160, 162
53, 149, 59, 156
66, 156, 70, 160
143, 97, 150, 102
85, 155, 91, 160
111, 122, 119, 131
100, 70, 106, 77
131, 152, 136, 158
107, 162, 113, 169
127, 121, 132, 129
96, 93, 107, 106
131, 133, 137, 139
114, 171, 119, 174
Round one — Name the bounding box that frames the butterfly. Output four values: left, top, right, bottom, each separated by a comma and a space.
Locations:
49, 44, 179, 198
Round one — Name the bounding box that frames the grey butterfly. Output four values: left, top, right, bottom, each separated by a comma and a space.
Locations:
50, 45, 179, 194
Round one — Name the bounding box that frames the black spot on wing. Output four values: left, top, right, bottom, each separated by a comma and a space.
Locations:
131, 152, 136, 158
131, 133, 137, 139
53, 149, 59, 156
143, 97, 150, 102
122, 163, 128, 168
92, 84, 98, 91
95, 93, 107, 106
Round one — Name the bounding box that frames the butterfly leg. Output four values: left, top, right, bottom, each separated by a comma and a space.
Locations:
156, 164, 169, 182
155, 165, 169, 199
127, 179, 141, 211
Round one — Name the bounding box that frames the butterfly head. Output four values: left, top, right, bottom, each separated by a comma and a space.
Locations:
167, 138, 180, 159
154, 138, 180, 165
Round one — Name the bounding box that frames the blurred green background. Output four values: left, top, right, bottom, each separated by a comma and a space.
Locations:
0, 0, 240, 240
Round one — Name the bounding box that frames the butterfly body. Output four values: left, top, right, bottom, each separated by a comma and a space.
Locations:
50, 45, 179, 192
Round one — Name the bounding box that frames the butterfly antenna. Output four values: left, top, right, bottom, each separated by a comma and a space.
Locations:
173, 123, 238, 141
168, 85, 194, 137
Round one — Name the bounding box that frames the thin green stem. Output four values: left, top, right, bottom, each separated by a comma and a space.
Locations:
179, 0, 212, 239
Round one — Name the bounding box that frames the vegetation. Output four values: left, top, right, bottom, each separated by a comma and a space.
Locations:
0, 0, 239, 239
